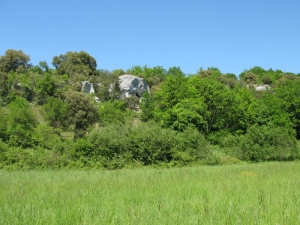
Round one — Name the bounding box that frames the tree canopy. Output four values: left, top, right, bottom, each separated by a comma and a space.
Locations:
52, 51, 97, 76
0, 50, 30, 73
1, 48, 300, 169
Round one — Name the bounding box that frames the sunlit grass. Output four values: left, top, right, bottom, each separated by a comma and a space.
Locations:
1, 162, 300, 224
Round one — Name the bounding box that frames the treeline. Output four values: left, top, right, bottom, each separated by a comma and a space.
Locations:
0, 49, 300, 169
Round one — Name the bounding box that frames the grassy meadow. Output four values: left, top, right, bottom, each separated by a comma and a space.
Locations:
1, 162, 300, 224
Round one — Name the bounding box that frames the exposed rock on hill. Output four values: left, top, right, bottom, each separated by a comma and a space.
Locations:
119, 75, 149, 99
81, 75, 149, 100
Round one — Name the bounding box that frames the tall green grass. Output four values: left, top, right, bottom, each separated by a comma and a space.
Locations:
1, 162, 300, 224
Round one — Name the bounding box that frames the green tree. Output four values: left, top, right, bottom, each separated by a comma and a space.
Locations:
98, 101, 126, 126
140, 91, 155, 122
218, 73, 238, 89
122, 96, 140, 109
254, 92, 291, 128
64, 91, 98, 139
197, 67, 222, 79
243, 72, 258, 84
7, 97, 38, 147
42, 97, 68, 128
0, 108, 8, 140
189, 77, 231, 133
239, 66, 265, 80
275, 80, 300, 138
52, 51, 97, 76
155, 68, 189, 112
238, 125, 298, 161
167, 66, 185, 77
126, 65, 167, 87
39, 61, 49, 72
126, 65, 143, 76
223, 73, 237, 80
161, 98, 206, 132
35, 73, 56, 104
34, 124, 63, 150
0, 50, 30, 73
0, 72, 9, 99
174, 127, 210, 164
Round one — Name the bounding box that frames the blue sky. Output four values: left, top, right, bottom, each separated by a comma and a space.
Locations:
1, 0, 299, 76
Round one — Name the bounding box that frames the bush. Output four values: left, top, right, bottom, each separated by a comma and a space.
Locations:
87, 123, 214, 168
98, 101, 126, 126
207, 130, 231, 145
237, 125, 299, 161
0, 108, 8, 141
34, 125, 63, 150
174, 127, 210, 163
127, 123, 177, 165
220, 133, 241, 156
0, 140, 9, 168
73, 138, 94, 158
7, 97, 38, 147
87, 125, 130, 161
42, 97, 68, 128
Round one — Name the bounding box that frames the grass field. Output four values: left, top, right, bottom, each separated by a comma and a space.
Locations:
1, 162, 300, 224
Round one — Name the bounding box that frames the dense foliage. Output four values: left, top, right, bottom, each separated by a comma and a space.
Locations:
0, 49, 299, 169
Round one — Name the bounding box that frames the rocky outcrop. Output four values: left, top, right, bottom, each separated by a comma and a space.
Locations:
254, 84, 270, 92
246, 84, 271, 92
118, 75, 149, 99
81, 81, 95, 94
81, 75, 149, 100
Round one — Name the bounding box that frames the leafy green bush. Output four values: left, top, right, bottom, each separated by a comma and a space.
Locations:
42, 97, 68, 128
98, 101, 126, 126
34, 125, 63, 150
0, 140, 9, 168
87, 123, 213, 168
173, 127, 210, 164
122, 96, 139, 109
127, 123, 177, 165
222, 125, 299, 162
88, 125, 129, 158
0, 108, 8, 141
7, 97, 38, 147
73, 138, 94, 158
207, 130, 231, 145
220, 133, 241, 156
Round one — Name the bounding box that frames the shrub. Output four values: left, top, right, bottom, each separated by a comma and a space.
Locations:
34, 125, 63, 150
207, 130, 231, 145
7, 97, 38, 147
174, 127, 210, 163
220, 133, 241, 156
237, 125, 299, 161
98, 101, 126, 126
0, 108, 8, 141
42, 97, 68, 128
87, 125, 131, 163
87, 123, 213, 167
128, 123, 177, 165
0, 140, 9, 168
73, 138, 94, 158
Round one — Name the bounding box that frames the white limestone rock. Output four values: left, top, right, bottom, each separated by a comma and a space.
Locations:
118, 75, 149, 99
254, 84, 270, 92
81, 81, 95, 94
81, 75, 149, 100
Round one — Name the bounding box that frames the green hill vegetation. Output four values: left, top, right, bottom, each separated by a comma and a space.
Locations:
1, 49, 300, 169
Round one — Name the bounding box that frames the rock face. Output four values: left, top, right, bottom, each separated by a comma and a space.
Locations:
81, 81, 95, 94
254, 84, 270, 92
118, 75, 149, 99
81, 75, 149, 100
